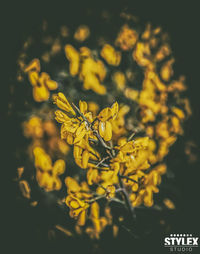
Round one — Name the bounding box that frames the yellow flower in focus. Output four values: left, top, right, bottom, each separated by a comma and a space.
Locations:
66, 194, 89, 218
97, 102, 119, 141
53, 92, 76, 116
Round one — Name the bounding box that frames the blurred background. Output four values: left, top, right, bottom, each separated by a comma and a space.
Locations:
2, 0, 200, 253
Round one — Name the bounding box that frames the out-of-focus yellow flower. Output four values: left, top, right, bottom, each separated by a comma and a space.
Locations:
111, 104, 130, 137
115, 25, 138, 50
23, 116, 43, 138
24, 59, 58, 102
112, 71, 126, 90
64, 44, 107, 95
171, 107, 185, 120
74, 25, 90, 42
87, 201, 107, 239
124, 88, 139, 101
101, 44, 121, 66
33, 147, 52, 171
65, 177, 81, 193
133, 42, 153, 68
163, 198, 175, 209
88, 102, 99, 116
24, 58, 41, 73
156, 120, 170, 139
80, 57, 106, 95
160, 58, 174, 81
33, 147, 65, 191
64, 44, 80, 76
154, 44, 171, 62
170, 116, 183, 135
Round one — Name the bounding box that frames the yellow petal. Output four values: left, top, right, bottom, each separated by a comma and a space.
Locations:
55, 110, 70, 123
28, 71, 39, 86
53, 92, 76, 116
64, 44, 80, 76
103, 121, 112, 141
77, 210, 86, 226
79, 100, 88, 114
82, 150, 90, 169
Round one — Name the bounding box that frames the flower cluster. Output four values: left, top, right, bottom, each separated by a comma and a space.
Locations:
16, 13, 191, 240
53, 92, 172, 237
24, 59, 58, 102
33, 147, 66, 191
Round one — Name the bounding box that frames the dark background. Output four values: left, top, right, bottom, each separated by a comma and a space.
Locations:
2, 0, 200, 253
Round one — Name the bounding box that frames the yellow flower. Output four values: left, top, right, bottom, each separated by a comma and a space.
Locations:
73, 138, 99, 169
74, 25, 90, 42
97, 102, 119, 141
65, 176, 81, 193
115, 25, 138, 50
160, 58, 174, 81
112, 71, 126, 90
154, 44, 171, 62
163, 198, 175, 209
65, 194, 89, 218
53, 92, 76, 116
133, 42, 153, 68
111, 104, 130, 137
64, 44, 107, 94
101, 44, 121, 66
87, 168, 100, 185
33, 147, 52, 171
24, 58, 41, 73
33, 147, 65, 191
24, 59, 58, 102
64, 44, 80, 76
23, 116, 43, 138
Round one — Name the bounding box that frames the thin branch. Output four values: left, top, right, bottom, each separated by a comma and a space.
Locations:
118, 173, 136, 221
119, 174, 138, 184
96, 156, 110, 167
